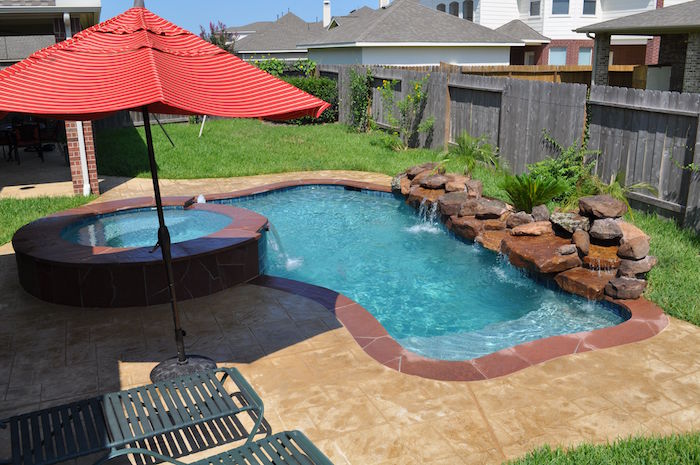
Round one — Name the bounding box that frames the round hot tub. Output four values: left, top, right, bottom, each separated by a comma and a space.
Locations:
12, 197, 268, 308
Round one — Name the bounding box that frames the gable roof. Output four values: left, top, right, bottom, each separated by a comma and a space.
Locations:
330, 5, 375, 27
300, 0, 521, 48
575, 0, 700, 34
235, 12, 324, 53
227, 21, 274, 34
496, 20, 550, 44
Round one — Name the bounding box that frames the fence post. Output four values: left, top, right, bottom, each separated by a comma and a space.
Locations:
683, 115, 700, 231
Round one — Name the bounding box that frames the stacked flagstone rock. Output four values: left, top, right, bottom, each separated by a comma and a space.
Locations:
393, 165, 657, 302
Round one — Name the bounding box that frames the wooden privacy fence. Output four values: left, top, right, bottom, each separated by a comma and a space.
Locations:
320, 64, 588, 174
93, 111, 188, 130
587, 86, 700, 231
319, 64, 700, 232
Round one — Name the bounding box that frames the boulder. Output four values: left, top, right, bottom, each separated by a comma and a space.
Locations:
531, 204, 550, 222
605, 277, 647, 300
458, 199, 482, 217
476, 230, 509, 253
438, 192, 469, 217
407, 186, 446, 208
400, 176, 412, 196
445, 175, 468, 193
618, 221, 649, 244
447, 215, 483, 241
466, 180, 483, 199
445, 181, 466, 192
406, 162, 442, 179
483, 219, 506, 231
579, 195, 628, 219
411, 170, 433, 186
475, 199, 508, 220
589, 218, 623, 241
420, 174, 450, 190
618, 256, 658, 277
617, 236, 651, 260
555, 267, 616, 300
391, 174, 405, 192
550, 212, 591, 234
558, 244, 577, 256
572, 230, 590, 256
501, 234, 582, 275
583, 244, 621, 270
506, 211, 534, 229
510, 221, 554, 237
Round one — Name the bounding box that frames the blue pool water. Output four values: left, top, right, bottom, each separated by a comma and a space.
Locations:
218, 186, 627, 360
61, 208, 232, 248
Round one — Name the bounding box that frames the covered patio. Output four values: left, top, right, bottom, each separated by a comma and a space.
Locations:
577, 0, 700, 92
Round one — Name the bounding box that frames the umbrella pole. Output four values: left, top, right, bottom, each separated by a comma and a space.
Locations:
142, 108, 216, 382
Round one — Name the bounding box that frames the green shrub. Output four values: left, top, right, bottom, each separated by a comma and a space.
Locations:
527, 130, 598, 201
253, 57, 285, 77
377, 76, 433, 150
349, 68, 373, 132
448, 131, 500, 174
500, 173, 566, 213
282, 76, 338, 124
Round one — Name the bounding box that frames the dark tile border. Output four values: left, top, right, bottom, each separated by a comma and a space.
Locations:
234, 179, 669, 381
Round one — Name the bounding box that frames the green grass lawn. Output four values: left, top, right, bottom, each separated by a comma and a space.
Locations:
0, 196, 94, 245
95, 119, 445, 179
506, 433, 700, 465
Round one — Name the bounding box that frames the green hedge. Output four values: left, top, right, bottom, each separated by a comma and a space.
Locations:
282, 76, 338, 125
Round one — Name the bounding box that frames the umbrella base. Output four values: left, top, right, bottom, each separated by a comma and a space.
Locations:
150, 355, 218, 382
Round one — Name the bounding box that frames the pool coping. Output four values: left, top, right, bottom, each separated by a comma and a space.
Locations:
210, 178, 669, 382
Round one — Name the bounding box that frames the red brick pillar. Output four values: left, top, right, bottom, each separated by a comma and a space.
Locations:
645, 0, 664, 64
65, 121, 100, 195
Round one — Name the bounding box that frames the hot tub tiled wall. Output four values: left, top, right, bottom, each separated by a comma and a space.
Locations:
12, 198, 268, 307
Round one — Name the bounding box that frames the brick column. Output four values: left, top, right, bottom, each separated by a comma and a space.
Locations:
66, 121, 100, 195
683, 33, 700, 93
592, 33, 611, 86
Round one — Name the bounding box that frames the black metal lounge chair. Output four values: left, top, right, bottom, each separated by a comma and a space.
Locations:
0, 368, 332, 465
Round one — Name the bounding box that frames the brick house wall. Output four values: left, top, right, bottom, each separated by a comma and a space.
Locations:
538, 40, 648, 66
659, 34, 688, 91
684, 33, 700, 93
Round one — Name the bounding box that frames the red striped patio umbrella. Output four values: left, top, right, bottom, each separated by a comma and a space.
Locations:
0, 0, 329, 381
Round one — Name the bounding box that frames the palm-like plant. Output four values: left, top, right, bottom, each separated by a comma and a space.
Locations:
500, 174, 567, 213
448, 131, 500, 174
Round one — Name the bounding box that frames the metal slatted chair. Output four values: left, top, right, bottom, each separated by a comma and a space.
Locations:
0, 368, 276, 465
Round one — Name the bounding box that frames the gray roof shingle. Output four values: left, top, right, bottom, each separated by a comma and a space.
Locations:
496, 20, 550, 43
576, 0, 700, 34
234, 12, 325, 52
301, 0, 520, 47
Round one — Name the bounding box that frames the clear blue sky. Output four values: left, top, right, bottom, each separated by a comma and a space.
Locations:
102, 1, 379, 33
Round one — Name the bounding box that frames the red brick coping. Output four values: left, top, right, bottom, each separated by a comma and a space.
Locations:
12, 197, 268, 307
215, 179, 668, 381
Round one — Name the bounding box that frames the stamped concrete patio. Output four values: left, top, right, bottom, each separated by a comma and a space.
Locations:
1, 172, 699, 465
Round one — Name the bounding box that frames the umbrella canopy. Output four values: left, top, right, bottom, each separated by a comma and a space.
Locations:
0, 2, 330, 381
0, 6, 329, 120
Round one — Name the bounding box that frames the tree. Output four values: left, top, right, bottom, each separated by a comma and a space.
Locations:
199, 21, 236, 53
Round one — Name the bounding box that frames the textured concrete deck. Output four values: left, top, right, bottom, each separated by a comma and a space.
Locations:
1, 172, 699, 464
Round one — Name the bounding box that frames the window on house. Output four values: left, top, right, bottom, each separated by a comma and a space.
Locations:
463, 0, 474, 21
449, 2, 459, 16
583, 0, 596, 15
552, 0, 569, 14
548, 47, 567, 65
524, 51, 536, 65
437, 3, 446, 12
578, 47, 592, 65
529, 1, 541, 16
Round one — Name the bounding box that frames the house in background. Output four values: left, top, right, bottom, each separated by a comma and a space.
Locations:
300, 0, 521, 66
0, 0, 101, 69
419, 0, 695, 66
495, 19, 550, 64
0, 0, 102, 196
578, 0, 700, 92
231, 12, 325, 61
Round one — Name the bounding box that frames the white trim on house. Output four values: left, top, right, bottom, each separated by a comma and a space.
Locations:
240, 49, 308, 53
299, 41, 525, 48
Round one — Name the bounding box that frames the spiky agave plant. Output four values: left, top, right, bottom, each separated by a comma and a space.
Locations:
500, 174, 567, 213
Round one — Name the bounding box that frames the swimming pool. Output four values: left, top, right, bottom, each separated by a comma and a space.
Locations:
218, 186, 627, 361
61, 207, 232, 248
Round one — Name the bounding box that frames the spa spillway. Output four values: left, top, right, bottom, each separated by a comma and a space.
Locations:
12, 198, 268, 307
